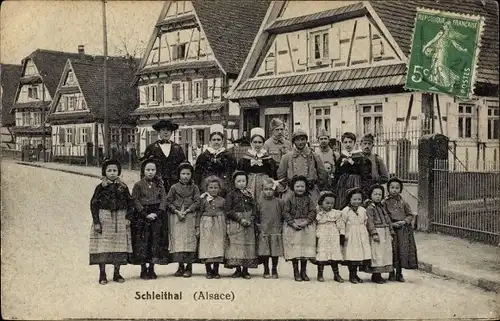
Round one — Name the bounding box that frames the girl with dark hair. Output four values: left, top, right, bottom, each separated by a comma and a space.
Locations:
282, 175, 317, 282
314, 191, 345, 283
384, 178, 418, 282
166, 162, 200, 278
334, 132, 373, 209
341, 187, 372, 284
131, 158, 169, 279
194, 124, 237, 195
89, 159, 134, 285
365, 184, 395, 283
224, 170, 259, 279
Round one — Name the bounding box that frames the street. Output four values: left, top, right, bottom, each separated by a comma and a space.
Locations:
1, 161, 498, 320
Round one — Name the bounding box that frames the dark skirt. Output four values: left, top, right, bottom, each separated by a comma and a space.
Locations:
130, 204, 170, 265
335, 174, 361, 209
392, 224, 418, 270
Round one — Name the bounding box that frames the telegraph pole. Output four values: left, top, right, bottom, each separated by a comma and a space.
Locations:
102, 0, 110, 158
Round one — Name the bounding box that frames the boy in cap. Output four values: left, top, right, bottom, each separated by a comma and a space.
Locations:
277, 129, 327, 202
360, 134, 389, 186
263, 118, 292, 164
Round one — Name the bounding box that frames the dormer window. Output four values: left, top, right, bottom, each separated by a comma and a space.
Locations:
65, 71, 77, 86
25, 60, 37, 76
28, 86, 39, 100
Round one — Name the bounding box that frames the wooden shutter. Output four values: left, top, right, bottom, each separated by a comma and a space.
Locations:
187, 81, 193, 101
164, 83, 172, 102
186, 128, 193, 145
72, 127, 77, 144
202, 79, 209, 99
139, 86, 146, 105
172, 84, 179, 101
75, 128, 81, 144
172, 45, 178, 60
297, 32, 308, 65
203, 127, 210, 145
59, 128, 66, 144
158, 83, 164, 103
87, 127, 92, 144
328, 26, 341, 60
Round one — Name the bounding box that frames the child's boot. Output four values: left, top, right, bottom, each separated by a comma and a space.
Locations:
242, 267, 251, 279
262, 256, 271, 279
140, 264, 148, 280
205, 263, 213, 279
331, 263, 344, 283
183, 263, 193, 278
317, 265, 325, 282
99, 264, 107, 285
174, 263, 185, 277
113, 265, 125, 283
300, 260, 310, 281
148, 264, 157, 279
388, 269, 397, 281
231, 266, 242, 278
213, 263, 221, 279
348, 266, 358, 284
396, 268, 405, 282
371, 273, 385, 284
271, 257, 279, 279
292, 260, 302, 282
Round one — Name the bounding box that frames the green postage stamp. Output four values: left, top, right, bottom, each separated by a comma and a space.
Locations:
405, 8, 485, 99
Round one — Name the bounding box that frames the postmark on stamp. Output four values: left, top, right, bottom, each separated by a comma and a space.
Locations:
405, 8, 485, 99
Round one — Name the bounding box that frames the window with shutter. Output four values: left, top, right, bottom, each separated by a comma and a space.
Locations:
187, 81, 193, 101
139, 86, 147, 105
158, 84, 164, 103
202, 79, 209, 99
328, 26, 341, 60
172, 83, 180, 102
76, 128, 81, 144
145, 87, 150, 105
59, 128, 66, 144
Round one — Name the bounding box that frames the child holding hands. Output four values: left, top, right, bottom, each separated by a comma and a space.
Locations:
282, 175, 317, 282
166, 162, 200, 278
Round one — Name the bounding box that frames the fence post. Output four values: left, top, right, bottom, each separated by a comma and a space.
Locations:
396, 138, 411, 180
417, 134, 449, 231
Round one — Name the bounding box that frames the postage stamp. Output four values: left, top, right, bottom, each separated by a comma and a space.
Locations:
405, 8, 485, 98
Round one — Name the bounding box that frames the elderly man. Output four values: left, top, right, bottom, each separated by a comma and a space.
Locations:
360, 134, 389, 186
277, 129, 327, 202
263, 118, 292, 164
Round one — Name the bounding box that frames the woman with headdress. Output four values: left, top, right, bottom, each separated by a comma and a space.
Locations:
89, 159, 134, 285
130, 158, 169, 279
334, 132, 373, 209
194, 124, 237, 195
140, 120, 186, 192
237, 127, 277, 199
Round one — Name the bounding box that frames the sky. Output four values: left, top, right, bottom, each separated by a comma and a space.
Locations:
0, 0, 165, 64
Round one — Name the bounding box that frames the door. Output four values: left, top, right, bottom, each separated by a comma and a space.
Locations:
243, 108, 260, 136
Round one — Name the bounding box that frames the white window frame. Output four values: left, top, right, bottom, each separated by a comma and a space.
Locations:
359, 103, 383, 136
487, 105, 499, 140
66, 127, 73, 144
172, 82, 182, 103
458, 103, 476, 139
127, 129, 136, 144
15, 113, 22, 126
68, 96, 77, 111
309, 29, 330, 65
22, 112, 31, 126
28, 85, 39, 100
149, 85, 158, 106
193, 80, 203, 100
310, 106, 331, 140
32, 112, 42, 126
110, 128, 120, 143
81, 127, 89, 144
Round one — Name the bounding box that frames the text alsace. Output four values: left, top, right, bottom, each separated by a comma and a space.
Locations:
193, 291, 235, 301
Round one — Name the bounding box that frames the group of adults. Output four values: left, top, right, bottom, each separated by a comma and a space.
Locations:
141, 117, 389, 207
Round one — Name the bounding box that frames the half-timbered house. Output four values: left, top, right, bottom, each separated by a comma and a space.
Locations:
46, 55, 138, 163
228, 0, 499, 172
132, 0, 270, 161
1, 64, 23, 149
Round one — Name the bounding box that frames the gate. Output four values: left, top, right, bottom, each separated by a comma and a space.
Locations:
431, 159, 500, 245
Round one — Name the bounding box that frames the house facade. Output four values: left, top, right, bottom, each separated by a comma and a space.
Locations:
228, 0, 499, 172
1, 64, 23, 149
132, 0, 270, 162
46, 55, 138, 163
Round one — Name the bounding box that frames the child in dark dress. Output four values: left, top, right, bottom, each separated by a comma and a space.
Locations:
256, 178, 284, 279
89, 159, 134, 285
384, 178, 418, 282
131, 158, 168, 280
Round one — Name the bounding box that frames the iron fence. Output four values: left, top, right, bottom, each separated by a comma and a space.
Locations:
432, 159, 500, 245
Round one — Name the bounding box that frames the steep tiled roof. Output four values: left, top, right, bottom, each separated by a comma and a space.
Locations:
231, 63, 407, 99
1, 64, 22, 126
24, 49, 140, 97
192, 0, 271, 76
370, 0, 499, 85
67, 58, 138, 123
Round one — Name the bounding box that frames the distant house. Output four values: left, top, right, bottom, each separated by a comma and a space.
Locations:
1, 64, 23, 149
228, 0, 499, 171
132, 0, 270, 161
46, 55, 139, 162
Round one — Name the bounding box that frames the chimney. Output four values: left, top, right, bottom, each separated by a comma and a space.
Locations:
78, 45, 85, 55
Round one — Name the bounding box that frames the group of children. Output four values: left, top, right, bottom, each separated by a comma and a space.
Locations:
90, 157, 418, 285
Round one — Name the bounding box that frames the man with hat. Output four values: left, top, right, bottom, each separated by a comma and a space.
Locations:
141, 119, 186, 192
360, 134, 389, 186
315, 128, 340, 166
277, 129, 327, 202
263, 118, 292, 164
